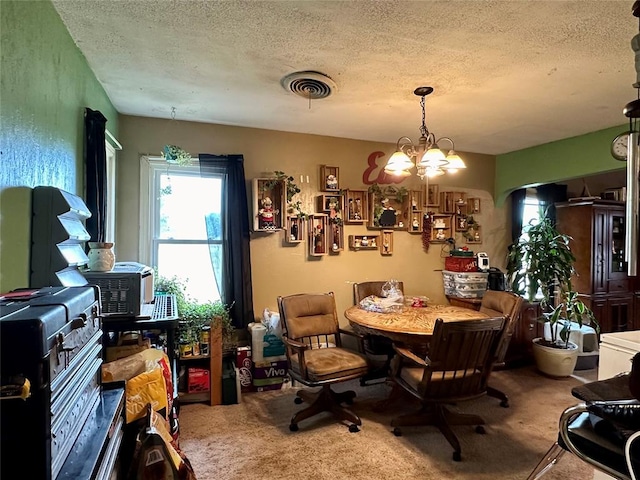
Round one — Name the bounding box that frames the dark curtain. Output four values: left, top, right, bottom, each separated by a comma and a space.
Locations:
510, 188, 527, 243
536, 183, 568, 224
199, 154, 254, 329
84, 108, 108, 242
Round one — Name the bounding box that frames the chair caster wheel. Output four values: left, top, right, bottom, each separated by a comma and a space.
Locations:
294, 397, 303, 404
348, 424, 360, 433
392, 427, 402, 437
289, 423, 299, 432
453, 451, 461, 462
475, 425, 486, 434
500, 400, 509, 408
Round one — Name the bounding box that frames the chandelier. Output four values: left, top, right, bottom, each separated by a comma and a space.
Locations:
384, 86, 465, 179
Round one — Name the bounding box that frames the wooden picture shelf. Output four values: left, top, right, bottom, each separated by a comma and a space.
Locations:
317, 194, 343, 215
465, 225, 482, 244
380, 230, 393, 255
424, 184, 440, 208
441, 191, 467, 214
467, 197, 481, 215
308, 214, 329, 256
252, 177, 285, 232
430, 214, 453, 243
328, 220, 344, 254
348, 234, 379, 251
368, 191, 406, 229
285, 215, 304, 243
344, 189, 368, 224
320, 165, 340, 192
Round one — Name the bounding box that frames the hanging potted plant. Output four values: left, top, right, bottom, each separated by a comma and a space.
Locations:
506, 208, 598, 377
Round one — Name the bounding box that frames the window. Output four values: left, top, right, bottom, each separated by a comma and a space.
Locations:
143, 158, 223, 303
521, 188, 542, 230
105, 140, 117, 243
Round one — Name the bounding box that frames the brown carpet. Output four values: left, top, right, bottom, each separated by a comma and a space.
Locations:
178, 365, 596, 480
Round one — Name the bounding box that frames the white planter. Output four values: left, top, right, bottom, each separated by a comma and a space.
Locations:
532, 337, 579, 377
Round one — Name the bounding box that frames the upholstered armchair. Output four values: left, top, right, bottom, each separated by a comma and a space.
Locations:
389, 316, 508, 461
479, 290, 524, 407
277, 292, 370, 432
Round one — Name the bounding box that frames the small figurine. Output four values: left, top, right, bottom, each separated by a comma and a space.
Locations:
258, 197, 277, 229
314, 225, 324, 253
290, 221, 299, 241
412, 216, 420, 230
412, 197, 418, 211
326, 174, 338, 190
361, 236, 369, 247
328, 198, 338, 219
354, 198, 362, 220
474, 231, 480, 241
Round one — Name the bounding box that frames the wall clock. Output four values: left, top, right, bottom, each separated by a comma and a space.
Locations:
611, 131, 630, 161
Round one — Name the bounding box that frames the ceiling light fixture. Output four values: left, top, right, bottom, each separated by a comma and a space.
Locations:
384, 87, 465, 179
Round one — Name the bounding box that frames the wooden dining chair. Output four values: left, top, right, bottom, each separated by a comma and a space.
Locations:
389, 316, 508, 461
353, 281, 404, 386
479, 290, 524, 407
277, 292, 370, 432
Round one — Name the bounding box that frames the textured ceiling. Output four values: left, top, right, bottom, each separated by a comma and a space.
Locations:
52, 0, 639, 155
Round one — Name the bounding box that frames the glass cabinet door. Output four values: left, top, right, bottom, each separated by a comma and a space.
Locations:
610, 212, 627, 274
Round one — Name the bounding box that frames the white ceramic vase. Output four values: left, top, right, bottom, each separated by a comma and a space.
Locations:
87, 242, 115, 271
532, 337, 579, 377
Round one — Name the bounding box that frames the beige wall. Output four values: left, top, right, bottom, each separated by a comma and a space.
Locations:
117, 115, 504, 324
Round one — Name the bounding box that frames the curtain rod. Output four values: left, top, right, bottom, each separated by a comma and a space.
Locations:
105, 129, 122, 150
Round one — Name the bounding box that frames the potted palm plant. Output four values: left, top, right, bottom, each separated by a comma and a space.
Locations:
506, 208, 598, 377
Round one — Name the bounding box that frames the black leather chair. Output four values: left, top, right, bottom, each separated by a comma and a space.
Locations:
527, 373, 640, 479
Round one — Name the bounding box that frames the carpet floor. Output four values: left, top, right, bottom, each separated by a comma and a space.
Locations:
178, 365, 598, 480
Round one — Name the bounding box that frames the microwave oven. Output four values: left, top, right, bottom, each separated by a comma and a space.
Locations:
82, 262, 154, 316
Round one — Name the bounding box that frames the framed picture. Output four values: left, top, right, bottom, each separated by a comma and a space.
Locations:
425, 184, 440, 207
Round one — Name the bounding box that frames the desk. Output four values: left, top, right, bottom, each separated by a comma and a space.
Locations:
344, 304, 489, 345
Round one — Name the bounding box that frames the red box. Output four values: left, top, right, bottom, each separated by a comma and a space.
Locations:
187, 367, 210, 393
236, 346, 253, 392
445, 256, 478, 272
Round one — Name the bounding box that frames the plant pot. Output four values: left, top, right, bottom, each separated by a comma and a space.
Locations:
532, 337, 579, 378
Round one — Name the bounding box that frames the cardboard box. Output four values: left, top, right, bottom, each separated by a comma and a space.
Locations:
187, 367, 210, 393
236, 346, 253, 392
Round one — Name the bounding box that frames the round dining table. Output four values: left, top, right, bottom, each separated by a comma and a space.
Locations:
344, 303, 490, 345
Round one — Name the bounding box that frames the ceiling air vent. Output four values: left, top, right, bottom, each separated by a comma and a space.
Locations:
280, 71, 337, 100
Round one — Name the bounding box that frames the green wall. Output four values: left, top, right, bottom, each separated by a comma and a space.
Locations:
495, 125, 629, 205
0, 0, 118, 291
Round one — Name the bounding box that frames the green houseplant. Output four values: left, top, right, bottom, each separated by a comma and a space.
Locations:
506, 209, 598, 376
155, 272, 235, 355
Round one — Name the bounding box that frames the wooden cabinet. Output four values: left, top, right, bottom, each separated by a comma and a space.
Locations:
585, 294, 635, 333
556, 200, 635, 333
178, 320, 222, 405
506, 300, 543, 366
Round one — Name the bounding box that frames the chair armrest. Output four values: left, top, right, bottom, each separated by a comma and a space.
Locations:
283, 336, 309, 377
392, 344, 427, 367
